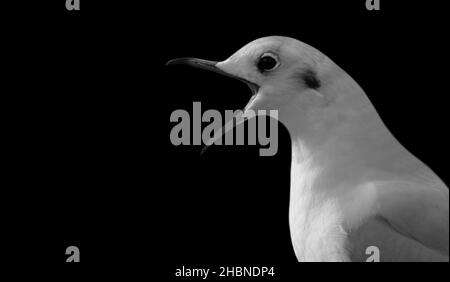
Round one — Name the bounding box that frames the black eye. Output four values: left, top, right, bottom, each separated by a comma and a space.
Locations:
257, 53, 279, 72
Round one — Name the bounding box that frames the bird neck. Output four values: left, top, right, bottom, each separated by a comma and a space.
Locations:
285, 99, 396, 193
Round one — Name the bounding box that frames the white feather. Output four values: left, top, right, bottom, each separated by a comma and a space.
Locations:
183, 36, 450, 261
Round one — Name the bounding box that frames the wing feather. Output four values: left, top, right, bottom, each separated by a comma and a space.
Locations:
374, 178, 449, 258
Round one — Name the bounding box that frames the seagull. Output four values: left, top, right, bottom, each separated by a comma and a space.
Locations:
167, 36, 449, 262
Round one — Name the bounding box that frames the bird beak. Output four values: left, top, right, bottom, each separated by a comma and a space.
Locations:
166, 57, 259, 95
167, 57, 262, 153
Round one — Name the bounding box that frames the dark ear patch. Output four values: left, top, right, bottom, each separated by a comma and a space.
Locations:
300, 69, 321, 89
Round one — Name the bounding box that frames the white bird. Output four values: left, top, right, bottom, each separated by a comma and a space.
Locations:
167, 36, 449, 262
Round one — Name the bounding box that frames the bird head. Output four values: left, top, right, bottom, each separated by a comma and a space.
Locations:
167, 36, 372, 147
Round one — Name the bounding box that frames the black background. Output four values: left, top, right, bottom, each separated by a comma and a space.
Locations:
3, 0, 449, 279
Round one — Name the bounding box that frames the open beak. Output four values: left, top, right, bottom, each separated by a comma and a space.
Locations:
167, 57, 262, 153
166, 58, 259, 95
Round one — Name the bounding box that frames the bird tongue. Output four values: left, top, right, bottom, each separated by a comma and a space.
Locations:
244, 94, 258, 113
201, 94, 257, 154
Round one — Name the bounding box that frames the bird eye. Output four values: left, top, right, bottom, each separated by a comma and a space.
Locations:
257, 53, 279, 72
